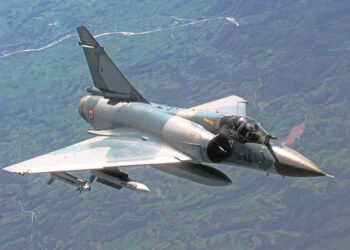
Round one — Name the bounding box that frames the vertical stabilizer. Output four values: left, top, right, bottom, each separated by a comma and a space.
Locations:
77, 26, 148, 103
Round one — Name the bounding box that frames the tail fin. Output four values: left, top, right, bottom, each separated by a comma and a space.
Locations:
76, 26, 148, 103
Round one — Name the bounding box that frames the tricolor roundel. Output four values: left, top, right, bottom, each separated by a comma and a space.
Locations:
88, 108, 94, 120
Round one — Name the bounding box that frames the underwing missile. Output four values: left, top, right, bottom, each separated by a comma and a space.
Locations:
48, 172, 91, 192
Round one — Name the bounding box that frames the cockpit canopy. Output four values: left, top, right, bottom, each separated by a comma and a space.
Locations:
219, 115, 269, 144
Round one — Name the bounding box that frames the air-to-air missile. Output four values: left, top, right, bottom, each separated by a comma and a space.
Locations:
47, 172, 91, 192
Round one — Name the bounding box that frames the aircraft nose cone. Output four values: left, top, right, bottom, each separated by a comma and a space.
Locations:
273, 146, 325, 177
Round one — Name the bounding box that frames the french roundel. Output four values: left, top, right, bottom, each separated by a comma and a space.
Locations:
88, 108, 94, 120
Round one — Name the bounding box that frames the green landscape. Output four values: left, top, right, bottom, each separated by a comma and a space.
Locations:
0, 0, 349, 249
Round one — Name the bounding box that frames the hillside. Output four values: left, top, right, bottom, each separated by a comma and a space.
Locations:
0, 0, 349, 249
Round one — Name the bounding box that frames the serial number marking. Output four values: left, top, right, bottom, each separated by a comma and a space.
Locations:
233, 151, 253, 163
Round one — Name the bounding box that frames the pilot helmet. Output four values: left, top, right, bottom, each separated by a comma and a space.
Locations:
238, 117, 247, 126
246, 121, 258, 132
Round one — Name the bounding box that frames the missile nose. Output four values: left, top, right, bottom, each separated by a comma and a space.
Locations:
127, 181, 150, 192
135, 183, 150, 192
273, 146, 325, 177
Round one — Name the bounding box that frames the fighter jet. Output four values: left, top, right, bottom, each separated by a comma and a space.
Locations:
3, 26, 334, 193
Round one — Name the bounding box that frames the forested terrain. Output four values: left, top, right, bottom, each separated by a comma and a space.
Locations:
0, 1, 349, 249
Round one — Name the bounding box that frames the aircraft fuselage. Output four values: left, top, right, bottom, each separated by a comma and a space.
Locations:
79, 95, 326, 178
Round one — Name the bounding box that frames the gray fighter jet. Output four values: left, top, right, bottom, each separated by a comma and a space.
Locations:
3, 26, 334, 193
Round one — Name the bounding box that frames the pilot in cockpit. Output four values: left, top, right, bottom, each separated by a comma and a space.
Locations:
235, 117, 258, 141
235, 117, 247, 136
220, 116, 264, 143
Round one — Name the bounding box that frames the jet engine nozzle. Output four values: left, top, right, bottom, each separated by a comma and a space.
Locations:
207, 134, 232, 163
78, 95, 89, 119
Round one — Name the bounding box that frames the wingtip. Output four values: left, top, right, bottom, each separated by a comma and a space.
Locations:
3, 165, 16, 173
2, 166, 11, 172
3, 164, 28, 175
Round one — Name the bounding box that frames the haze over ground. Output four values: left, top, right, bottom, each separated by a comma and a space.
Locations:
0, 1, 349, 249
